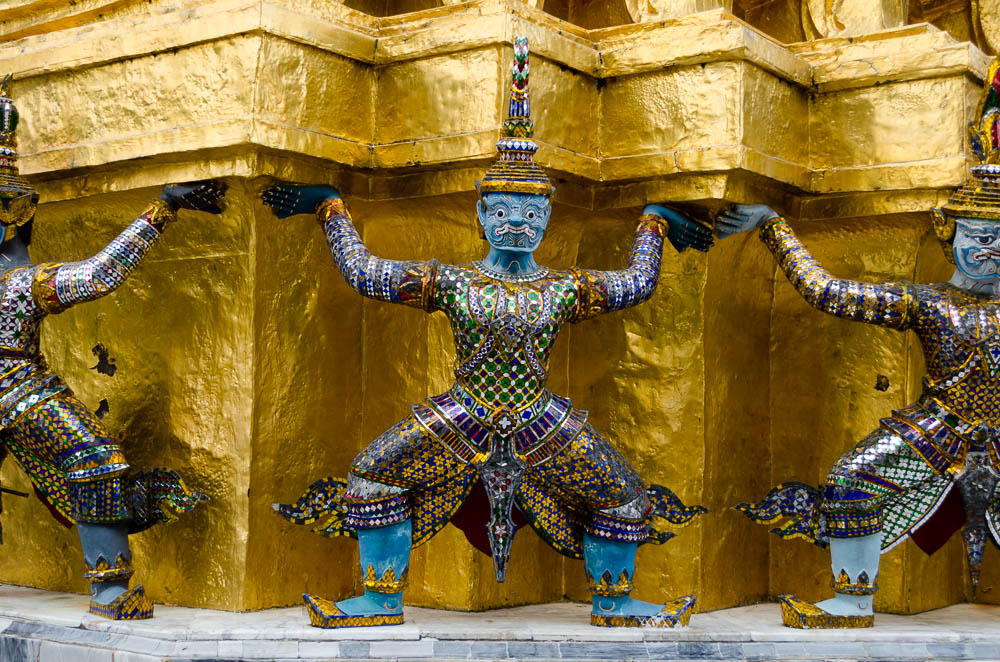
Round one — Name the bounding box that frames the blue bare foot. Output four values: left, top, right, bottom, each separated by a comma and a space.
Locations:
337, 592, 402, 616
91, 583, 128, 606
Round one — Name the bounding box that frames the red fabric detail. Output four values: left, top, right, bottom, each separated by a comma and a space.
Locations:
910, 488, 965, 556
450, 478, 527, 557
33, 485, 73, 529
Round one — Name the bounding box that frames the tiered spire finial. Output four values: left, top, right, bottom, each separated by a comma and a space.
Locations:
0, 74, 37, 228
479, 37, 552, 196
940, 58, 1000, 223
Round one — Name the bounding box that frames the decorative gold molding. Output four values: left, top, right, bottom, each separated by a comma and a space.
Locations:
363, 565, 408, 593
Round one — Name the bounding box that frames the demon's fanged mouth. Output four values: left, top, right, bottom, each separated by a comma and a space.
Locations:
969, 247, 1000, 264
493, 223, 538, 240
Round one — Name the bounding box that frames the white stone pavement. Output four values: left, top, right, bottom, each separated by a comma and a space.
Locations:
0, 584, 997, 661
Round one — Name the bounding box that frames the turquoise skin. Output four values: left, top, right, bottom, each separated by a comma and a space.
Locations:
262, 184, 341, 219
953, 218, 1000, 288
476, 191, 550, 275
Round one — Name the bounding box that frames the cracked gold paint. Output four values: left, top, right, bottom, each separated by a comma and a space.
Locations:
811, 77, 969, 170
601, 62, 741, 162
376, 49, 501, 146
0, 0, 996, 614
255, 37, 375, 162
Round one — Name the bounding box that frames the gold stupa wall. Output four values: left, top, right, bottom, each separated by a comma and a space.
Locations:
0, 0, 996, 613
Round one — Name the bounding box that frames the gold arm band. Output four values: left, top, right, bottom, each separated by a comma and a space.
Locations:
637, 213, 668, 236
31, 262, 68, 315
317, 197, 351, 221
145, 199, 177, 230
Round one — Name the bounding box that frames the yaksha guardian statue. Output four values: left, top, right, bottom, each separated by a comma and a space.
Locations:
268, 38, 710, 629
727, 58, 1000, 629
0, 76, 215, 620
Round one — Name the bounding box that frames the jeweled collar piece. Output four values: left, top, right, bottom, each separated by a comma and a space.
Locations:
472, 259, 549, 282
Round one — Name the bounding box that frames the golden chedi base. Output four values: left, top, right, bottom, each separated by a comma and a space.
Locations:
0, 0, 995, 615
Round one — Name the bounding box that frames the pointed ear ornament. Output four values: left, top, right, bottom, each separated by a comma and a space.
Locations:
0, 193, 35, 227
931, 208, 956, 265
931, 208, 955, 243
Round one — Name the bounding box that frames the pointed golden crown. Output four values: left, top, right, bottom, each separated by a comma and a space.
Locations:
479, 37, 552, 196
941, 58, 1000, 223
0, 74, 37, 227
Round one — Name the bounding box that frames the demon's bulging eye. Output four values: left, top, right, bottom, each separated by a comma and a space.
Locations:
977, 235, 995, 245
525, 210, 536, 220
495, 209, 505, 219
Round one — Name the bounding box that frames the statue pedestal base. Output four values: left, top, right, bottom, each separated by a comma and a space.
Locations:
0, 583, 997, 661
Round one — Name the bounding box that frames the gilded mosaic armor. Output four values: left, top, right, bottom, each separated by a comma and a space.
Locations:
758, 217, 1000, 547
324, 202, 678, 555
735, 216, 1000, 620
729, 55, 1000, 629
275, 37, 706, 629
0, 200, 193, 525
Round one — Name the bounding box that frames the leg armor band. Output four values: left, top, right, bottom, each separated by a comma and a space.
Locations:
83, 554, 134, 583
586, 510, 649, 544
363, 564, 409, 593
832, 569, 878, 596
823, 510, 882, 538
586, 567, 632, 597
344, 494, 409, 530
71, 476, 128, 523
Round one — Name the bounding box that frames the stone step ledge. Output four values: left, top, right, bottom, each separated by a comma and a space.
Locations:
0, 584, 997, 661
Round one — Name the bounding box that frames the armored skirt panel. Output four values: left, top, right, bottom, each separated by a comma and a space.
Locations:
349, 403, 646, 558
743, 220, 1000, 558
345, 261, 657, 558
279, 213, 706, 564
823, 283, 1000, 548
0, 265, 127, 524
6, 390, 131, 523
